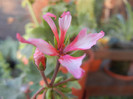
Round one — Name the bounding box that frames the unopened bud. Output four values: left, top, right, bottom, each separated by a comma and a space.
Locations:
34, 48, 46, 71
39, 62, 45, 71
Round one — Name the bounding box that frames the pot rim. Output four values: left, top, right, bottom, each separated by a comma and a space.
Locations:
104, 63, 133, 81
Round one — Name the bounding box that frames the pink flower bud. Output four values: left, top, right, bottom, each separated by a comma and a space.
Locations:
34, 48, 46, 71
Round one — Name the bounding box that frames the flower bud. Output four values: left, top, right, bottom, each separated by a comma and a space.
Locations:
34, 48, 46, 71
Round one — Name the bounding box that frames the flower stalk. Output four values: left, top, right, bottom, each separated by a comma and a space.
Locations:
40, 71, 49, 87
54, 78, 77, 87
54, 88, 65, 98
31, 87, 45, 99
42, 90, 47, 99
50, 60, 60, 86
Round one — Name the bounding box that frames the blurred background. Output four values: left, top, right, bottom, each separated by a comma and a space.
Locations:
0, 0, 133, 99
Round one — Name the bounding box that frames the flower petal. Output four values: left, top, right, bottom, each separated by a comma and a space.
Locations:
43, 13, 59, 45
59, 54, 86, 79
16, 33, 58, 56
59, 11, 72, 47
64, 29, 104, 53
34, 48, 46, 68
45, 12, 57, 19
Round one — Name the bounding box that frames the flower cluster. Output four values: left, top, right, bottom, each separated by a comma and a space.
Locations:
17, 11, 104, 79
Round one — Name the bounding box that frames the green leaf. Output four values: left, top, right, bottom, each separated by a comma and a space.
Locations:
31, 26, 54, 44
54, 90, 66, 99
46, 89, 52, 99
67, 81, 81, 89
70, 50, 84, 57
0, 52, 10, 78
66, 25, 80, 38
24, 23, 34, 36
64, 35, 70, 46
30, 82, 40, 97
30, 26, 46, 38
26, 62, 41, 83
0, 37, 18, 60
17, 93, 26, 99
54, 37, 58, 49
0, 75, 25, 99
54, 76, 63, 84
64, 93, 77, 99
54, 93, 62, 99
20, 44, 33, 58
45, 56, 56, 77
39, 88, 45, 94
57, 87, 71, 93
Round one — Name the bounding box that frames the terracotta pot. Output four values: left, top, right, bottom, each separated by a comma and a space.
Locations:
72, 50, 102, 99
32, 0, 49, 22
85, 50, 102, 72
104, 63, 133, 81
71, 60, 90, 99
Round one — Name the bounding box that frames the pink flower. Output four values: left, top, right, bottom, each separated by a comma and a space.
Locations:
16, 11, 104, 79
34, 48, 46, 70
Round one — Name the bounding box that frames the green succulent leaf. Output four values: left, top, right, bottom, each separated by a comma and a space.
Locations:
57, 87, 71, 93
54, 76, 63, 84
46, 89, 52, 99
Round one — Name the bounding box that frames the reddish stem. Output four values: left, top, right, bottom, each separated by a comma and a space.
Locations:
31, 87, 45, 99
54, 88, 65, 98
25, 89, 30, 99
50, 60, 60, 86
42, 90, 47, 99
54, 78, 77, 87
40, 71, 49, 87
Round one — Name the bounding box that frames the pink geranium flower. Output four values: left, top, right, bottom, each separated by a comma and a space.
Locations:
16, 11, 104, 79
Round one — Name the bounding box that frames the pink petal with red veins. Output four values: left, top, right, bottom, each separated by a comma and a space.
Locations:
34, 48, 46, 68
16, 33, 58, 56
59, 11, 72, 46
59, 54, 86, 79
64, 29, 104, 53
45, 12, 57, 19
43, 13, 59, 45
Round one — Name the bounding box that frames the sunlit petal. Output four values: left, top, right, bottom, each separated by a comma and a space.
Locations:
64, 29, 104, 52
59, 11, 72, 46
43, 13, 59, 45
59, 54, 86, 79
16, 33, 58, 56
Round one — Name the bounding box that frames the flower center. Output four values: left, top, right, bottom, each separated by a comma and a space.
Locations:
57, 44, 65, 56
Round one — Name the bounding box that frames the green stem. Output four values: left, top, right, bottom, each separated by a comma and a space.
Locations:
27, 1, 39, 26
